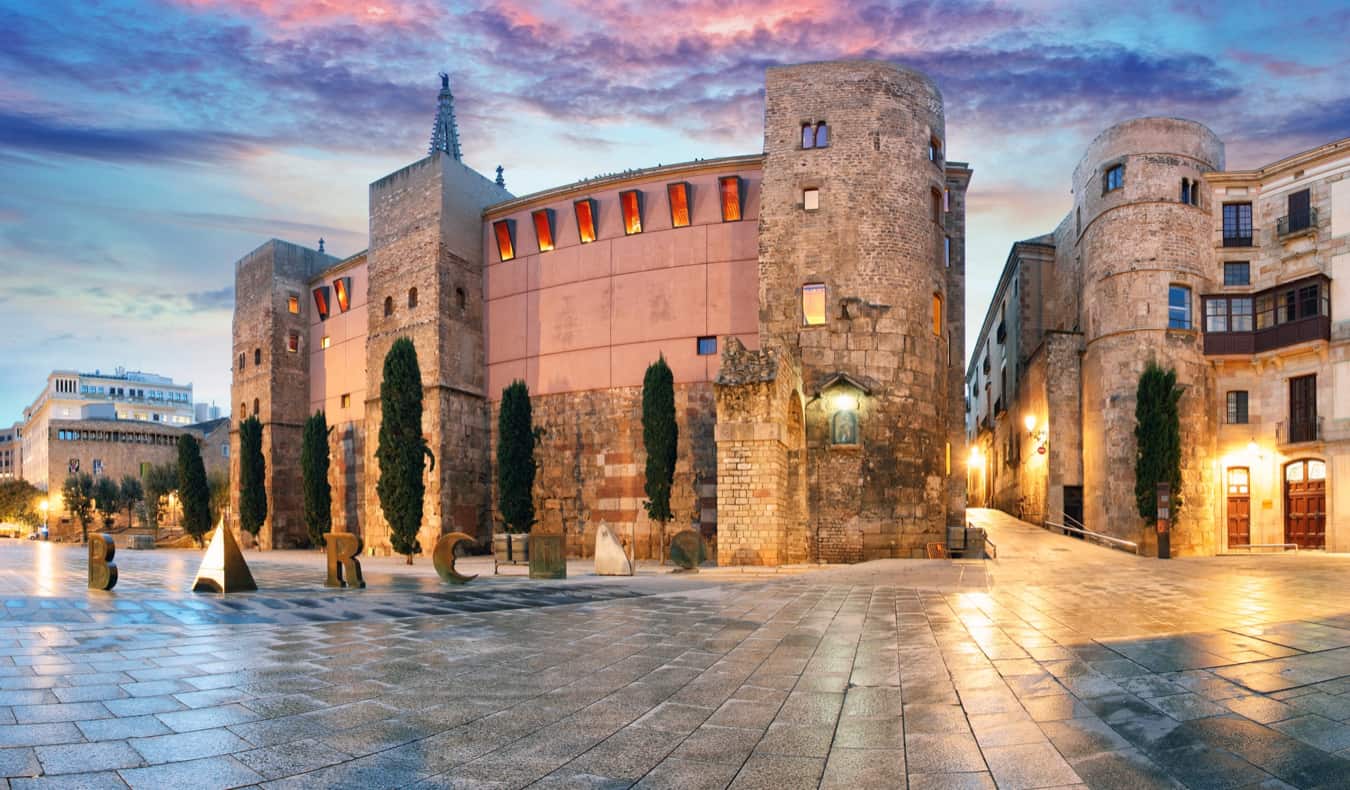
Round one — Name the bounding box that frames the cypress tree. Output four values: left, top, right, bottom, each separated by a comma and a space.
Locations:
377, 337, 434, 563
1135, 362, 1183, 520
497, 380, 536, 534
177, 434, 211, 545
239, 416, 267, 536
642, 355, 677, 526
302, 410, 333, 548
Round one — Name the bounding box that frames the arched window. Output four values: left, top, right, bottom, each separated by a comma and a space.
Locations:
239, 403, 246, 420
238, 353, 245, 371
408, 287, 418, 309
252, 398, 260, 416
814, 122, 828, 148
254, 348, 261, 365
384, 296, 393, 317
802, 123, 814, 149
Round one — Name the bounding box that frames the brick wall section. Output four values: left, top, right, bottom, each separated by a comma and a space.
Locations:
756, 61, 960, 559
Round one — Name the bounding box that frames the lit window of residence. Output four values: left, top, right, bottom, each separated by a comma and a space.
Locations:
321, 335, 331, 349
1224, 261, 1250, 286
1227, 391, 1249, 424
802, 283, 827, 326
1223, 203, 1253, 246
492, 219, 516, 261
667, 183, 691, 228
287, 295, 300, 314
532, 209, 555, 252
574, 199, 597, 243
334, 277, 352, 312
313, 286, 331, 320
696, 336, 716, 356
620, 190, 643, 235
287, 332, 300, 353
719, 176, 742, 222
340, 393, 351, 408
1167, 285, 1192, 329
803, 188, 819, 211
1104, 164, 1124, 193
932, 293, 943, 336
943, 188, 950, 211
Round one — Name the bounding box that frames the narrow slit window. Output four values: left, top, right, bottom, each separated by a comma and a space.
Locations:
312, 286, 331, 320
719, 176, 742, 222
287, 333, 300, 353
574, 199, 597, 244
287, 295, 300, 314
254, 348, 261, 365
333, 277, 352, 312
532, 209, 555, 252
492, 219, 516, 261
238, 353, 245, 371
383, 296, 393, 317
802, 123, 814, 150
802, 283, 827, 326
932, 188, 943, 223
929, 135, 942, 162
944, 236, 951, 268
408, 287, 418, 309
932, 293, 943, 336
667, 183, 691, 228
620, 190, 643, 235
814, 122, 828, 148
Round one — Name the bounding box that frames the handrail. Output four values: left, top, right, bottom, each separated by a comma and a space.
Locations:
983, 536, 998, 559
1043, 520, 1139, 555
1064, 513, 1087, 531
1229, 543, 1299, 553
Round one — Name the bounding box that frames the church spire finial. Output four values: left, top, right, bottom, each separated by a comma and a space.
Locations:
429, 71, 462, 161
495, 165, 505, 188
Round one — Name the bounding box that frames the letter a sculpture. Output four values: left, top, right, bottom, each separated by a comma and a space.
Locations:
192, 527, 257, 593
88, 533, 118, 590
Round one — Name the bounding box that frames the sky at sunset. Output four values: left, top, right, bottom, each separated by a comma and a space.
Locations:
1, 0, 1347, 420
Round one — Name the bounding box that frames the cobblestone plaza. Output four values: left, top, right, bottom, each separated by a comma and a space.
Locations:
4, 513, 1350, 788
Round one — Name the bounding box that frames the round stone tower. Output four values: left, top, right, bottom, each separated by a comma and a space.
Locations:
757, 61, 959, 559
1074, 117, 1223, 555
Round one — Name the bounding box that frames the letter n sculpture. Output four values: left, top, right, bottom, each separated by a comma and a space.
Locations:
88, 533, 118, 590
324, 532, 365, 588
192, 527, 257, 593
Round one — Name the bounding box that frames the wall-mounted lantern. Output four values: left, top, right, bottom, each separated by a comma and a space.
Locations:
1024, 413, 1048, 455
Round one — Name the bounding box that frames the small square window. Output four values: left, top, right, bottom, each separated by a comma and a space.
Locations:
620, 190, 643, 235
803, 188, 819, 211
696, 336, 717, 356
1223, 261, 1250, 286
340, 393, 351, 408
287, 295, 300, 314
1104, 164, 1124, 192
667, 183, 691, 228
492, 219, 516, 261
321, 335, 331, 349
802, 283, 827, 326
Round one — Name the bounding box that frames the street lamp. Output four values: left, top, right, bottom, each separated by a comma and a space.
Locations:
38, 498, 49, 540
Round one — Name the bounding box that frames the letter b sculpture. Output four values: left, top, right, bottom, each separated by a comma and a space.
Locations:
88, 533, 118, 590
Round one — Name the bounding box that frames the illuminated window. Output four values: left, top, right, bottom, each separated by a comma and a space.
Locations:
803, 188, 819, 211
943, 188, 950, 211
1104, 164, 1124, 193
574, 199, 597, 244
340, 393, 351, 408
932, 293, 943, 336
719, 176, 742, 222
492, 219, 516, 261
802, 283, 827, 326
287, 333, 300, 353
408, 287, 418, 309
287, 295, 300, 314
667, 183, 691, 228
620, 190, 643, 235
696, 336, 716, 355
312, 286, 331, 320
532, 209, 555, 252
321, 336, 331, 349
383, 296, 393, 317
333, 277, 352, 312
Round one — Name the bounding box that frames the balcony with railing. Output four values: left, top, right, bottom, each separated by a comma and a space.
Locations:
1277, 207, 1317, 239
1278, 416, 1323, 446
1202, 275, 1331, 356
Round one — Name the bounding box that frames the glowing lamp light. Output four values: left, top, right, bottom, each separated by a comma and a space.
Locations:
1023, 414, 1037, 434
832, 393, 859, 412
38, 498, 49, 514
1247, 441, 1259, 456
968, 447, 984, 468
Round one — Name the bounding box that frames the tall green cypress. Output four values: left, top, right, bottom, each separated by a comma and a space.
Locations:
642, 355, 677, 526
177, 434, 211, 545
497, 380, 535, 534
239, 416, 267, 536
302, 410, 333, 549
377, 338, 434, 563
1135, 362, 1183, 520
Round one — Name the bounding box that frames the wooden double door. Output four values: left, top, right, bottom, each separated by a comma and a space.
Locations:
1285, 459, 1326, 549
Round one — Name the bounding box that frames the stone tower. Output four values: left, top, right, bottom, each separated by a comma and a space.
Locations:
361, 153, 511, 555
1074, 118, 1223, 555
755, 61, 964, 560
230, 240, 336, 548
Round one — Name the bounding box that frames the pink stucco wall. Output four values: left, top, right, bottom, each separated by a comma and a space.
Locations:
484, 163, 762, 400
309, 255, 369, 422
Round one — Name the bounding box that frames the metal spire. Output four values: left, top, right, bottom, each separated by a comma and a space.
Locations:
428, 72, 462, 160
495, 165, 505, 188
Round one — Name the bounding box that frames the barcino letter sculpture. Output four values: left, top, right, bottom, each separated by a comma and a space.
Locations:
88, 533, 118, 590
192, 526, 257, 593
432, 532, 479, 585
324, 531, 366, 588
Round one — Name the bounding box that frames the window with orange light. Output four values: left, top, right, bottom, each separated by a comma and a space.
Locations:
932, 293, 943, 335
532, 209, 555, 252
802, 283, 827, 326
287, 295, 300, 314
667, 183, 690, 228
493, 219, 516, 261
574, 199, 597, 244
312, 286, 331, 320
719, 176, 742, 222
333, 277, 351, 312
620, 190, 643, 235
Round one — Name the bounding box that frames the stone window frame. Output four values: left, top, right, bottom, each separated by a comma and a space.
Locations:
1167, 284, 1193, 330
1223, 261, 1250, 286
321, 335, 331, 349
456, 287, 467, 311
238, 353, 245, 371
408, 287, 419, 309
287, 332, 301, 353
803, 187, 820, 212
801, 121, 829, 150
932, 292, 943, 336
340, 393, 351, 408
1102, 161, 1125, 195
801, 283, 828, 327
383, 296, 394, 317
254, 348, 262, 365
287, 294, 301, 314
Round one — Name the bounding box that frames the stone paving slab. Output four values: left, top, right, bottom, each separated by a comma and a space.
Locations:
2, 512, 1350, 787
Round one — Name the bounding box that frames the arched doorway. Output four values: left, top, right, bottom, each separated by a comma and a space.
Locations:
1284, 459, 1326, 549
